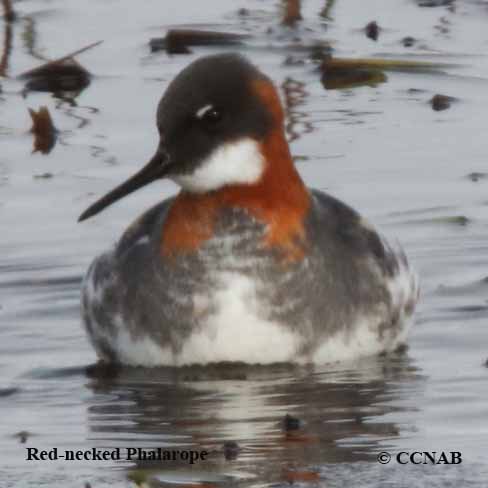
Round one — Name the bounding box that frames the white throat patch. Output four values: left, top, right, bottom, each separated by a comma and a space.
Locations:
172, 138, 265, 193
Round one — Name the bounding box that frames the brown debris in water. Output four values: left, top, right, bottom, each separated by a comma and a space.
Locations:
33, 172, 54, 179
402, 36, 417, 47
283, 413, 301, 431
417, 0, 454, 6
0, 386, 19, 397
321, 57, 387, 90
0, 14, 12, 76
127, 470, 149, 487
320, 56, 454, 90
282, 0, 302, 26
322, 56, 451, 72
431, 93, 456, 111
29, 106, 57, 154
2, 0, 16, 22
18, 41, 102, 93
222, 440, 240, 460
365, 21, 380, 41
282, 469, 321, 483
320, 0, 337, 20
309, 43, 333, 62
13, 430, 32, 443
279, 413, 319, 444
467, 172, 487, 183
150, 29, 248, 54
284, 429, 319, 444
182, 484, 217, 488
430, 215, 470, 226
23, 58, 91, 93
128, 470, 217, 488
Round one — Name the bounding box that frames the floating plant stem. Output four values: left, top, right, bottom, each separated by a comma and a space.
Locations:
282, 0, 302, 26
29, 106, 58, 154
2, 0, 16, 23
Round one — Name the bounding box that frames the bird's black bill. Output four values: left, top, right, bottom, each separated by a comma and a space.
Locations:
78, 150, 169, 222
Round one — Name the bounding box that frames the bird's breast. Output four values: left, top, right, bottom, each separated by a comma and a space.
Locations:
160, 182, 310, 262
154, 211, 313, 364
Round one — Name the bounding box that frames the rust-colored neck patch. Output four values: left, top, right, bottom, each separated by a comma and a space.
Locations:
253, 78, 285, 126
161, 79, 310, 263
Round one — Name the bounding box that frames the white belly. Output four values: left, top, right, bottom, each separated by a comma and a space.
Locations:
107, 271, 300, 366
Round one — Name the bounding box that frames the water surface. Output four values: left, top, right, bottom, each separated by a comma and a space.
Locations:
1, 0, 488, 486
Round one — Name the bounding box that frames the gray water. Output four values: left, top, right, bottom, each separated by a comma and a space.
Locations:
1, 0, 488, 486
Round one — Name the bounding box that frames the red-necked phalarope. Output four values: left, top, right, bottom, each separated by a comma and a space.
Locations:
78, 53, 418, 366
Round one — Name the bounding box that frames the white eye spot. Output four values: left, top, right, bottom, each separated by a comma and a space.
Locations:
195, 104, 214, 120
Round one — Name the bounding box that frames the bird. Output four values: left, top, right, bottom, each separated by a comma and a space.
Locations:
78, 53, 418, 367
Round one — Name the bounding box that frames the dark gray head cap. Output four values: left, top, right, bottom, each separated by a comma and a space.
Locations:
155, 53, 277, 176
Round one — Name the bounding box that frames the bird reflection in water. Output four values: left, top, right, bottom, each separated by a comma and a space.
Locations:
281, 77, 314, 144
85, 351, 423, 486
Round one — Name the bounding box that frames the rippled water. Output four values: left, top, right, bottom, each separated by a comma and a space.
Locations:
1, 0, 488, 486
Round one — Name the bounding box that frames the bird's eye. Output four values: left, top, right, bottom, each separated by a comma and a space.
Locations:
203, 108, 222, 124
195, 104, 222, 126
